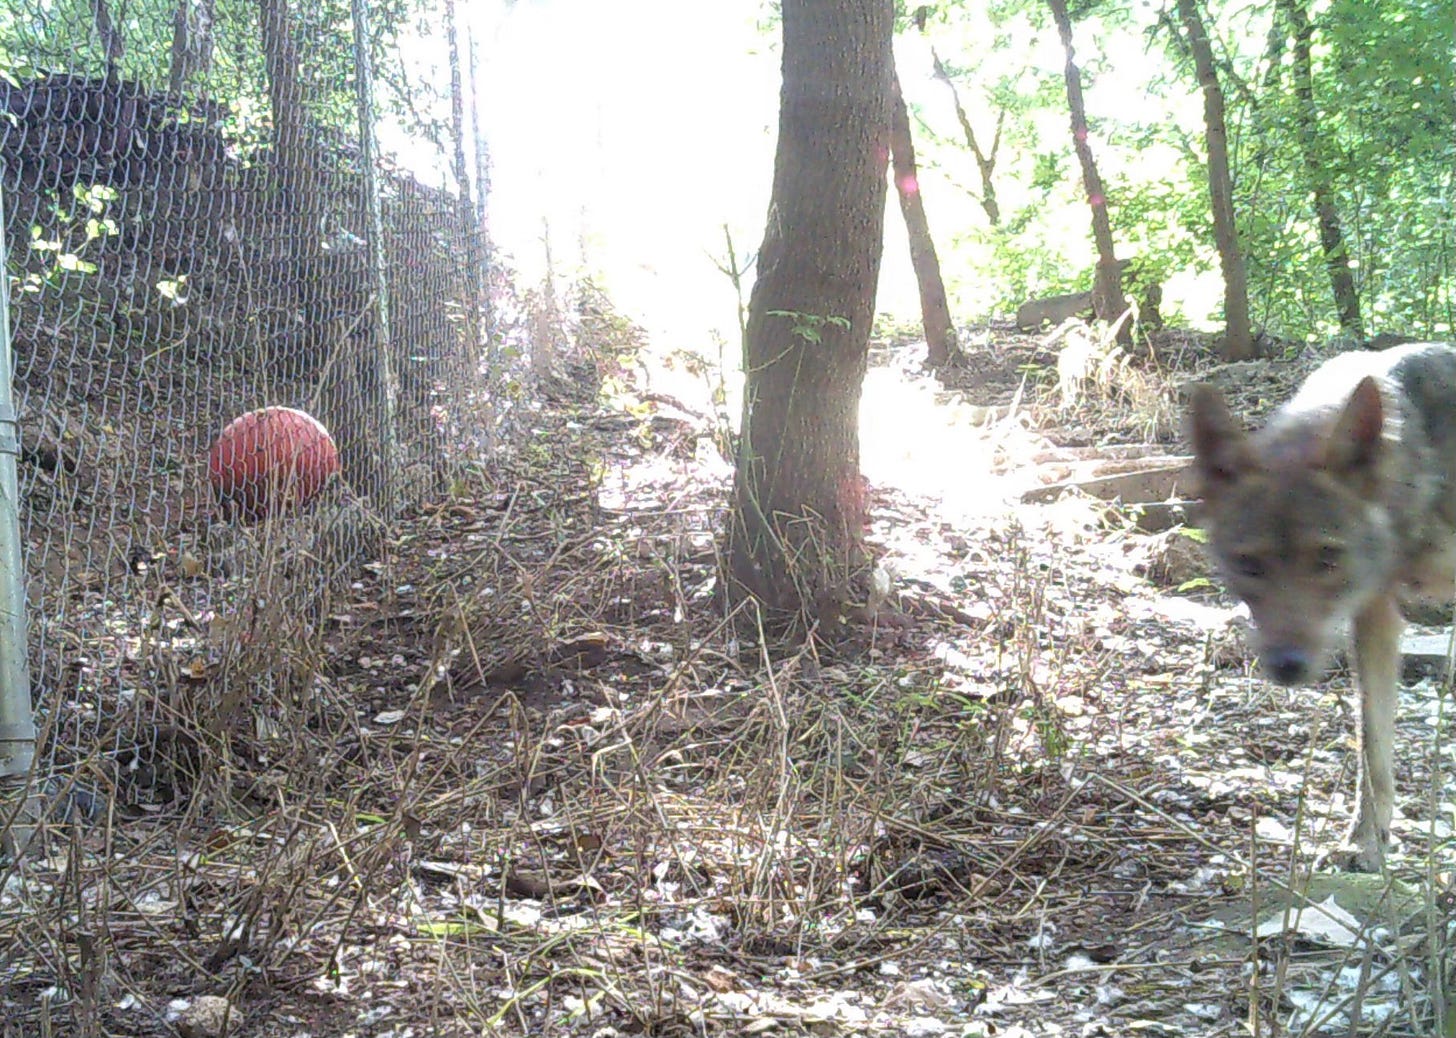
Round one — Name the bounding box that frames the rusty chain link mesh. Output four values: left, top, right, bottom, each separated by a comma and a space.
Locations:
0, 2, 491, 792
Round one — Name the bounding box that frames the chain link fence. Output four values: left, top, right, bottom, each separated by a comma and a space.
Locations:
0, 0, 492, 806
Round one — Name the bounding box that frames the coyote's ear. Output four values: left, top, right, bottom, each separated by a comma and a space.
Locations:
1187, 383, 1250, 494
1324, 376, 1385, 491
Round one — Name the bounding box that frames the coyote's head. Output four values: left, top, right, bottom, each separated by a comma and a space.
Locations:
1187, 377, 1397, 685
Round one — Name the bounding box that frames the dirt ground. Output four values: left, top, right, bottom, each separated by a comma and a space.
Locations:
2, 321, 1452, 1037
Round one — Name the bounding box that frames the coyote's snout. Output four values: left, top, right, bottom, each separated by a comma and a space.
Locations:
1188, 343, 1456, 871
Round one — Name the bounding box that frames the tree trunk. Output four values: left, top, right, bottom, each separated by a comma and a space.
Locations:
1277, 0, 1362, 336
1046, 0, 1128, 330
446, 0, 471, 215
259, 0, 325, 333
1176, 0, 1255, 360
446, 0, 485, 359
930, 49, 1002, 227
169, 0, 216, 95
90, 0, 125, 75
260, 0, 308, 191
890, 66, 960, 369
260, 0, 323, 246
725, 0, 892, 627
468, 27, 499, 452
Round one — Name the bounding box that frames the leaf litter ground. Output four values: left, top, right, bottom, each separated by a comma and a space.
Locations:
2, 325, 1452, 1037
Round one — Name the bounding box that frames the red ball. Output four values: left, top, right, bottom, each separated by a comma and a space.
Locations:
208, 407, 340, 522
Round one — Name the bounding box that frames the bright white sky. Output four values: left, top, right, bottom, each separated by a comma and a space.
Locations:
466, 0, 1218, 350
473, 0, 783, 355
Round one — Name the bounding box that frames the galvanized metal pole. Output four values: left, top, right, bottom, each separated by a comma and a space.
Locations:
0, 178, 38, 859
350, 0, 400, 518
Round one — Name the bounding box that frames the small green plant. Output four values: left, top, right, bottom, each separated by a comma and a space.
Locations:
156, 275, 189, 304
1026, 700, 1070, 760
767, 309, 850, 345
1016, 360, 1054, 383
26, 183, 120, 285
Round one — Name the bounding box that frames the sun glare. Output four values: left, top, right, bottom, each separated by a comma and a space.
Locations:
473, 0, 1227, 506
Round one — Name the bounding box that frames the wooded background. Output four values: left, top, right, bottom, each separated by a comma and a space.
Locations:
0, 2, 1452, 1034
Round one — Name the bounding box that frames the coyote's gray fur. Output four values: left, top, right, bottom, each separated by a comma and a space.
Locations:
1189, 342, 1456, 870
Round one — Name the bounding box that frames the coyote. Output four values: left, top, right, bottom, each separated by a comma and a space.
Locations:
1188, 342, 1456, 870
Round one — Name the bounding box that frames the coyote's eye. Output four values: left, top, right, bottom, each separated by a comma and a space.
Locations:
1233, 553, 1265, 579
1317, 545, 1344, 572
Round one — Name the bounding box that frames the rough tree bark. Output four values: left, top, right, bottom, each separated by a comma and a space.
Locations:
169, 0, 216, 94
1277, 0, 1362, 336
931, 49, 1003, 227
260, 0, 359, 478
890, 65, 960, 369
259, 0, 325, 323
446, 0, 486, 358
1175, 0, 1254, 360
1046, 0, 1128, 330
726, 0, 892, 627
90, 0, 126, 75
259, 0, 310, 200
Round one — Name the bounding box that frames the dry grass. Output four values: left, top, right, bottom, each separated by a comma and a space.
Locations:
1, 327, 1453, 1037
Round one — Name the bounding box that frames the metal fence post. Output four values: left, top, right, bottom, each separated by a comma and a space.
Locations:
351, 0, 401, 518
0, 179, 38, 860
